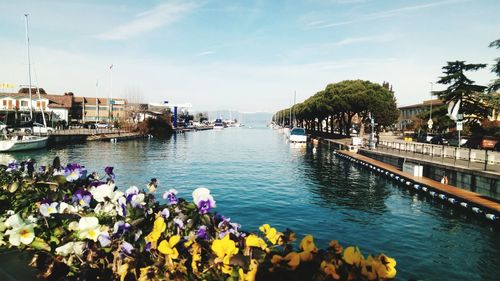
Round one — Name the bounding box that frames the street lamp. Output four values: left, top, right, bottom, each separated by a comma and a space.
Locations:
428, 82, 433, 132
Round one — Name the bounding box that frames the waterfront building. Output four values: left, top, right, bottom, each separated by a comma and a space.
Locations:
397, 99, 443, 131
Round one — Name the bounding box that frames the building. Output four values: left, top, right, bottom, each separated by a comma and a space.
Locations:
0, 89, 127, 126
397, 99, 444, 131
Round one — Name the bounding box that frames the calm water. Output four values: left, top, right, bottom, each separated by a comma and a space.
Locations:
2, 128, 500, 281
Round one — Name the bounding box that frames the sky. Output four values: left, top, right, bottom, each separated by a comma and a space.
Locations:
0, 0, 499, 112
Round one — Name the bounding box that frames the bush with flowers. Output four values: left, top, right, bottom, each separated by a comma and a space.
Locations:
0, 158, 397, 281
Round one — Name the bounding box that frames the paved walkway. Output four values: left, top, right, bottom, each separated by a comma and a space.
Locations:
338, 150, 500, 216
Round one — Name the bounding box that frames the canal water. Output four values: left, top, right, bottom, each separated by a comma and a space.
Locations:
2, 128, 499, 281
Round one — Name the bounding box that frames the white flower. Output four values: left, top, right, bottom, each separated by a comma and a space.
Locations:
77, 217, 101, 241
55, 241, 86, 256
116, 196, 127, 217
39, 202, 59, 217
89, 184, 115, 202
5, 213, 23, 228
68, 221, 79, 231
130, 193, 145, 208
58, 202, 77, 214
94, 202, 117, 216
192, 187, 216, 207
5, 223, 35, 246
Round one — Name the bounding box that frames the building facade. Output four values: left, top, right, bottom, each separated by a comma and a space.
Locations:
397, 99, 444, 131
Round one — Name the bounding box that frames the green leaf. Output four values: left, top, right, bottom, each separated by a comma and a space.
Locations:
30, 237, 51, 251
52, 175, 67, 185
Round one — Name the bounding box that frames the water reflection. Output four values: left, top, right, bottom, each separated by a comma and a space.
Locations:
302, 144, 390, 213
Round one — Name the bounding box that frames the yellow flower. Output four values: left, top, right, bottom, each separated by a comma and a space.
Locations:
321, 261, 340, 280
299, 235, 318, 253
145, 217, 166, 246
271, 252, 300, 270
138, 266, 158, 281
375, 254, 397, 279
361, 255, 378, 281
328, 240, 343, 254
211, 235, 239, 275
259, 224, 283, 245
190, 242, 202, 273
238, 259, 258, 281
158, 235, 180, 259
245, 234, 268, 251
343, 246, 363, 266
117, 263, 129, 281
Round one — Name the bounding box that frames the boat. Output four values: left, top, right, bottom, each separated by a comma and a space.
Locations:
0, 14, 48, 152
289, 127, 307, 143
213, 118, 224, 130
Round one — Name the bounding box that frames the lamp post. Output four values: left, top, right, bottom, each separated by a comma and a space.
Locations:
428, 82, 433, 132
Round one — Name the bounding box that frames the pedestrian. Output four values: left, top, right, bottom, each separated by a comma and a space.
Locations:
440, 175, 448, 185
148, 178, 158, 193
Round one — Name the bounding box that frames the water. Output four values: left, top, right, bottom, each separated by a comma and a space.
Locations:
2, 128, 500, 281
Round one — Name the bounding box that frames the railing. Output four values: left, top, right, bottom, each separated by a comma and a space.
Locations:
50, 128, 129, 135
377, 140, 500, 172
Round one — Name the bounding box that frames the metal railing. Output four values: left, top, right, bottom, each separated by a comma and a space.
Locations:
377, 140, 500, 172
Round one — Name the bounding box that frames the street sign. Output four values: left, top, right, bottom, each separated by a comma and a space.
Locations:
457, 121, 463, 131
427, 119, 433, 129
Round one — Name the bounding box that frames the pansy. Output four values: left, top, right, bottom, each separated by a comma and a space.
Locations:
121, 241, 134, 255
55, 241, 86, 257
343, 246, 363, 266
64, 163, 86, 182
77, 216, 101, 241
192, 187, 216, 214
245, 234, 268, 252
89, 183, 115, 202
116, 196, 127, 217
72, 189, 92, 207
104, 166, 115, 179
158, 235, 180, 259
113, 221, 131, 237
145, 217, 166, 245
125, 186, 145, 208
196, 225, 209, 240
174, 217, 184, 229
6, 160, 19, 172
160, 208, 170, 219
58, 202, 77, 214
39, 202, 58, 217
321, 261, 340, 280
259, 224, 283, 245
98, 232, 112, 247
4, 214, 36, 246
211, 234, 239, 274
38, 165, 46, 174
162, 189, 178, 205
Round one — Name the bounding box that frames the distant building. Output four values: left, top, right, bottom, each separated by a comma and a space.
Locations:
397, 99, 444, 131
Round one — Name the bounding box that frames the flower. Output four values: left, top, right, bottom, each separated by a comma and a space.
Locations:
245, 234, 268, 252
55, 241, 86, 257
343, 246, 363, 266
121, 241, 134, 255
375, 254, 397, 279
58, 202, 77, 214
321, 261, 340, 280
162, 189, 178, 205
125, 186, 145, 208
271, 252, 300, 270
77, 217, 101, 241
89, 183, 115, 202
72, 189, 92, 207
211, 234, 239, 274
145, 217, 166, 245
113, 221, 131, 237
5, 223, 35, 246
299, 235, 318, 253
196, 225, 209, 240
329, 240, 343, 255
259, 224, 283, 245
192, 187, 216, 214
158, 235, 180, 259
39, 202, 58, 217
239, 259, 258, 281
98, 233, 112, 247
64, 163, 86, 182
190, 242, 202, 273
173, 217, 184, 229
6, 160, 19, 172
160, 208, 170, 219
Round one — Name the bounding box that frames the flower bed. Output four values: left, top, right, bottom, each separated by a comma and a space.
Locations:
0, 158, 396, 281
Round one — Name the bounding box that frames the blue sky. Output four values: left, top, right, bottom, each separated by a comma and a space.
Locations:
0, 0, 499, 112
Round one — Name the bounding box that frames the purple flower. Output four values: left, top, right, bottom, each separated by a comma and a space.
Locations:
197, 199, 214, 215
89, 180, 105, 187
161, 208, 170, 219
64, 163, 86, 182
144, 242, 152, 252
104, 166, 115, 180
6, 160, 19, 172
162, 189, 178, 205
38, 165, 46, 174
196, 225, 208, 240
174, 218, 184, 229
121, 241, 134, 255
113, 221, 130, 237
192, 187, 216, 214
98, 233, 111, 247
125, 186, 139, 202
72, 189, 92, 207
117, 196, 127, 217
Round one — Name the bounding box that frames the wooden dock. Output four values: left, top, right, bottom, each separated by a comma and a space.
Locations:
336, 150, 500, 220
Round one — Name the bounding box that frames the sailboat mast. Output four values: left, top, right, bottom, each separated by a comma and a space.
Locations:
24, 14, 33, 119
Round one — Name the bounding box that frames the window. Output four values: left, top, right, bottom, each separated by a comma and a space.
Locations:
21, 101, 28, 107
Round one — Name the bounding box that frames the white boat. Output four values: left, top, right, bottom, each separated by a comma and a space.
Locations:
213, 118, 224, 130
0, 15, 48, 152
0, 135, 48, 152
289, 127, 307, 143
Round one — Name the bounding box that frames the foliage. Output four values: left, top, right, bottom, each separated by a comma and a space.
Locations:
415, 105, 454, 133
434, 61, 489, 121
488, 38, 500, 93
0, 158, 397, 281
274, 80, 399, 136
138, 116, 173, 138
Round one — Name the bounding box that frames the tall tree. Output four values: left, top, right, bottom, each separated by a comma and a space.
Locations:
435, 61, 488, 121
488, 39, 500, 93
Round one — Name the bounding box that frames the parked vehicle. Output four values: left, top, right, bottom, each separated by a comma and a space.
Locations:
416, 133, 435, 143
83, 122, 97, 129
464, 136, 499, 150
448, 138, 468, 147
430, 135, 448, 145
20, 122, 54, 134
95, 122, 111, 129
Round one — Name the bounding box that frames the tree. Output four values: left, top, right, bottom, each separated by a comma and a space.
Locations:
434, 61, 488, 121
488, 39, 500, 93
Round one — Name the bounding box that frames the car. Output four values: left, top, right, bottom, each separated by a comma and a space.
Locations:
83, 122, 97, 129
464, 136, 499, 150
417, 133, 435, 143
21, 122, 54, 134
96, 122, 113, 129
430, 135, 448, 145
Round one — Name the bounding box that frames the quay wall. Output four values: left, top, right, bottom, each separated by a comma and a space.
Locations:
358, 149, 499, 200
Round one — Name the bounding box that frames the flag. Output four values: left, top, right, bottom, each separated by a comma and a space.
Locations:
447, 99, 461, 121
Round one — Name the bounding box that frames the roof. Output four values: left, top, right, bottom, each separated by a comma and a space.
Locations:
398, 99, 444, 110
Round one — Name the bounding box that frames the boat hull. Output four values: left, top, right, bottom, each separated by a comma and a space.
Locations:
0, 136, 48, 152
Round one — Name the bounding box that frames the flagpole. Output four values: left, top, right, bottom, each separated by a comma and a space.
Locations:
96, 79, 99, 125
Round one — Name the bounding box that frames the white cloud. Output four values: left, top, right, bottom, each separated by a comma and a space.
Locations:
97, 1, 200, 40
197, 51, 215, 56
